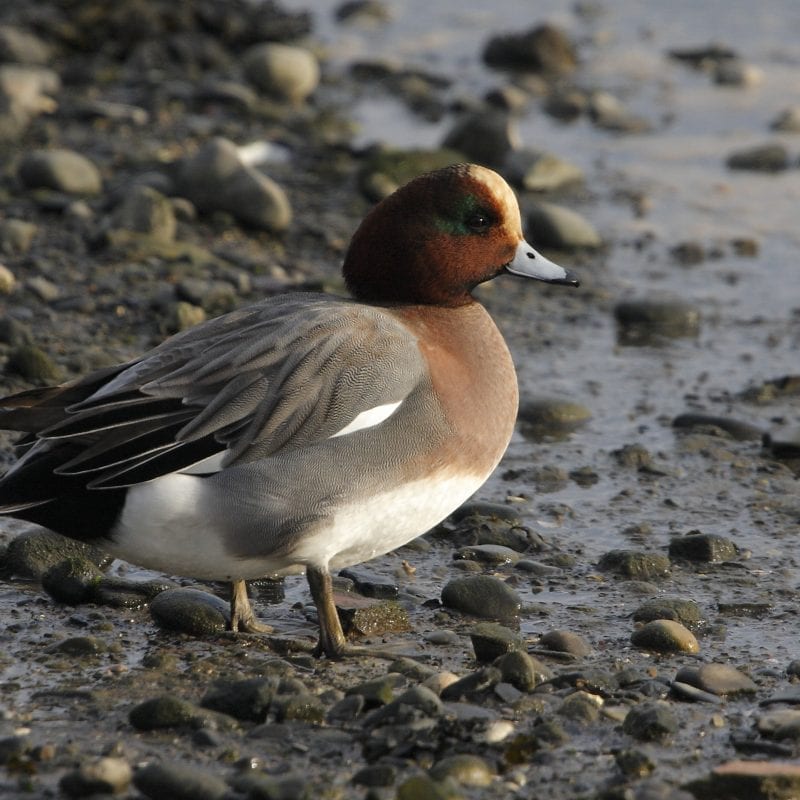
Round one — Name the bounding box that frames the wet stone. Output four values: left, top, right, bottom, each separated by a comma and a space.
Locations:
672, 412, 763, 441
149, 587, 230, 635
558, 691, 601, 723
59, 756, 132, 798
622, 701, 679, 742
346, 673, 406, 707
40, 557, 103, 605
201, 677, 278, 721
688, 760, 800, 800
0, 735, 30, 765
632, 597, 703, 629
588, 90, 652, 133
110, 185, 176, 244
455, 544, 521, 566
668, 531, 738, 562
757, 709, 800, 741
352, 763, 397, 788
334, 594, 411, 638
599, 549, 671, 581
631, 620, 700, 654
483, 23, 577, 74
527, 201, 603, 250
93, 576, 177, 608
470, 622, 524, 662
517, 396, 591, 440
133, 761, 228, 800
674, 663, 757, 696
397, 774, 460, 800
363, 685, 444, 728
242, 42, 320, 104
429, 753, 495, 787
726, 142, 790, 172
440, 666, 501, 702
6, 343, 60, 381
339, 566, 398, 598
129, 695, 206, 731
18, 148, 102, 195
231, 772, 310, 800
614, 298, 701, 343
495, 650, 553, 691
47, 636, 106, 657
441, 575, 522, 623
539, 629, 592, 657
273, 693, 325, 723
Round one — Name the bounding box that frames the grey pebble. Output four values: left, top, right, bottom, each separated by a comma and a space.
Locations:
442, 110, 517, 168
598, 549, 671, 581
771, 106, 800, 133
527, 201, 603, 250
440, 666, 501, 702
455, 544, 521, 566
346, 673, 406, 707
18, 148, 102, 195
352, 763, 397, 788
623, 701, 679, 742
242, 42, 320, 104
674, 663, 757, 696
110, 185, 176, 244
558, 691, 601, 723
615, 298, 700, 343
726, 142, 790, 172
231, 772, 310, 800
0, 25, 51, 64
201, 676, 279, 721
133, 761, 228, 800
517, 396, 592, 439
504, 148, 584, 192
1, 529, 110, 580
149, 587, 230, 635
441, 574, 522, 622
363, 685, 443, 728
129, 695, 206, 731
670, 681, 722, 704
672, 412, 763, 441
429, 753, 495, 787
540, 629, 592, 657
175, 137, 291, 232
0, 219, 37, 254
470, 622, 524, 662
339, 565, 399, 598
668, 531, 738, 562
59, 757, 132, 798
633, 597, 703, 628
631, 620, 700, 654
483, 23, 577, 74
40, 557, 102, 605
495, 650, 553, 691
588, 91, 652, 133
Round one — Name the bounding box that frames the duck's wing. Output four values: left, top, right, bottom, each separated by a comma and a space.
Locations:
0, 294, 426, 492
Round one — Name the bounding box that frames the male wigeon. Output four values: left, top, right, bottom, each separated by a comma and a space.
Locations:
0, 164, 577, 658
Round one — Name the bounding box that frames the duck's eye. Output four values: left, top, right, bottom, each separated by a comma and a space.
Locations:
465, 211, 493, 233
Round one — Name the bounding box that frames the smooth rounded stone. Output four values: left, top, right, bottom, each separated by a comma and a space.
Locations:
504, 148, 584, 192
6, 343, 60, 381
450, 501, 523, 526
346, 673, 406, 707
423, 672, 460, 695
389, 657, 439, 682
110, 185, 176, 243
425, 629, 460, 646
495, 650, 552, 691
517, 396, 591, 440
587, 91, 652, 133
670, 681, 722, 705
483, 23, 577, 73
201, 677, 279, 721
632, 597, 703, 629
336, 1, 392, 24
527, 201, 602, 250
0, 64, 58, 139
672, 412, 763, 442
455, 544, 521, 566
670, 240, 706, 265
326, 693, 364, 723
614, 298, 701, 342
272, 692, 326, 723
539, 629, 592, 657
339, 565, 398, 598
242, 42, 319, 104
441, 110, 517, 168
0, 219, 37, 254
598, 550, 671, 581
40, 557, 103, 605
440, 666, 502, 702
18, 149, 102, 195
622, 701, 679, 742
674, 663, 757, 696
59, 756, 132, 798
168, 301, 207, 333
668, 531, 738, 562
133, 762, 228, 800
441, 575, 522, 623
149, 587, 230, 635
631, 620, 700, 654
430, 754, 495, 787
175, 278, 238, 315
0, 25, 51, 64
689, 760, 800, 800
1, 529, 110, 580
397, 775, 459, 800
363, 685, 444, 727
558, 690, 601, 723
771, 107, 800, 133
46, 635, 107, 657
129, 695, 205, 731
352, 763, 397, 788
470, 622, 524, 663
175, 137, 291, 232
756, 708, 800, 740
25, 275, 60, 303
0, 264, 15, 294
727, 142, 790, 172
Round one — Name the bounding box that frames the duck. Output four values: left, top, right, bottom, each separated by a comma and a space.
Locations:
0, 163, 578, 658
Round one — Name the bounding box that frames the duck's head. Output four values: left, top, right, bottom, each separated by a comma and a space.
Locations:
343, 163, 579, 306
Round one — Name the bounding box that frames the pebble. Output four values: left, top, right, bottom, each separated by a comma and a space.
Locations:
129, 695, 207, 731
631, 620, 700, 654
0, 64, 59, 139
688, 760, 800, 800
771, 107, 800, 133
559, 690, 602, 723
110, 185, 177, 243
440, 666, 501, 702
0, 25, 51, 64
441, 575, 522, 622
201, 676, 279, 722
622, 701, 679, 742
442, 110, 517, 168
396, 775, 459, 800
0, 219, 37, 254
346, 673, 406, 707
363, 685, 443, 727
527, 201, 603, 250
495, 650, 552, 691
336, 1, 393, 25
59, 756, 132, 798
713, 59, 763, 87
504, 148, 584, 192
470, 622, 524, 662
539, 629, 592, 657
668, 531, 738, 562
175, 137, 291, 232
726, 143, 790, 172
517, 396, 592, 439
40, 557, 103, 605
672, 412, 763, 441
632, 597, 703, 628
168, 301, 207, 333
5, 343, 61, 381
352, 763, 397, 787
455, 544, 521, 566
242, 42, 320, 104
483, 23, 577, 74
614, 298, 701, 342
149, 587, 230, 635
429, 753, 495, 787
674, 663, 757, 696
588, 91, 652, 133
333, 593, 410, 638
1, 529, 110, 580
0, 264, 15, 294
339, 565, 399, 598
17, 148, 102, 195
133, 761, 229, 800
598, 549, 671, 581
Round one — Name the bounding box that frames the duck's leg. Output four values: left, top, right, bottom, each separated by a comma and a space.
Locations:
306, 565, 347, 659
229, 579, 274, 634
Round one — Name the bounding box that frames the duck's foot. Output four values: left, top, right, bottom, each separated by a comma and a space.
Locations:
229, 579, 274, 634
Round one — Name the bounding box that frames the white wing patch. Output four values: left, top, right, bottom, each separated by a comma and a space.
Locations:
330, 400, 403, 439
